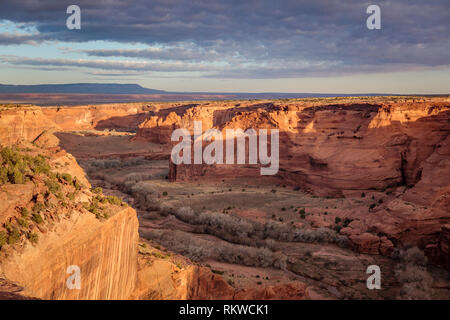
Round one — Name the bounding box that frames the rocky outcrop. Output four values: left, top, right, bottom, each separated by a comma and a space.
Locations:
40, 103, 153, 132
132, 256, 308, 300
0, 107, 57, 145
0, 103, 153, 145
161, 101, 449, 196
0, 206, 139, 300
0, 142, 140, 299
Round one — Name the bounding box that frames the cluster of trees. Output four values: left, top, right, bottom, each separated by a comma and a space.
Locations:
171, 206, 349, 248
0, 147, 50, 184
82, 157, 149, 173
142, 229, 287, 269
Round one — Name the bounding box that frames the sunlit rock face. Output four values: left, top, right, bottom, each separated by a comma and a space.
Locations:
136, 98, 450, 269
0, 206, 139, 300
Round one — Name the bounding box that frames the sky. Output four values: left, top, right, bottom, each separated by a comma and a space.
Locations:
0, 0, 449, 94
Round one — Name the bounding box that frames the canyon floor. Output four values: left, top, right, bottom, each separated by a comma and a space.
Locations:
0, 96, 449, 299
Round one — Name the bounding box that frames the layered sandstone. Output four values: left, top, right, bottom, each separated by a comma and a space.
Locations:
134, 98, 450, 268
0, 103, 154, 145
132, 254, 308, 300
0, 206, 139, 299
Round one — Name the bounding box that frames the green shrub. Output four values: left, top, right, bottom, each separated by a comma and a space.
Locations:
32, 202, 45, 214
18, 218, 29, 228
343, 218, 353, 227
369, 203, 376, 210
335, 217, 342, 224
88, 199, 99, 214
106, 196, 122, 206
21, 207, 30, 217
361, 192, 366, 198
73, 179, 81, 191
45, 178, 60, 194
152, 252, 169, 259
299, 209, 306, 215
0, 166, 8, 184
8, 228, 21, 244
60, 173, 73, 184
30, 155, 50, 175
8, 166, 24, 184
0, 231, 7, 247
28, 232, 39, 244
91, 187, 102, 195
1, 147, 20, 165
4, 222, 13, 233
211, 269, 224, 275
32, 213, 43, 224
162, 191, 168, 196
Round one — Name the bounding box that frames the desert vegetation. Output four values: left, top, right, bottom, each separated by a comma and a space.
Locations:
143, 228, 287, 269
395, 247, 434, 300
0, 146, 51, 184
165, 206, 349, 248
0, 146, 129, 254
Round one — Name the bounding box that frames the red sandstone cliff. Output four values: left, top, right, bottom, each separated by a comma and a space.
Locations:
134, 98, 450, 268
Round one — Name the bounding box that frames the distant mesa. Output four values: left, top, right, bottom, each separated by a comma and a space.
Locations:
0, 83, 167, 94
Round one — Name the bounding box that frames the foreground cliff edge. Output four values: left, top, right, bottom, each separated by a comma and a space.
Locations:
0, 96, 449, 300
0, 141, 293, 300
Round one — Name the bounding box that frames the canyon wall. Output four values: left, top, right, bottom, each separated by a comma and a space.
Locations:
0, 142, 140, 299
134, 98, 450, 268
153, 101, 450, 196
0, 207, 139, 299
0, 105, 303, 299
0, 103, 153, 145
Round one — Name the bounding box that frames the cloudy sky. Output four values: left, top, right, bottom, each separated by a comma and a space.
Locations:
0, 0, 449, 93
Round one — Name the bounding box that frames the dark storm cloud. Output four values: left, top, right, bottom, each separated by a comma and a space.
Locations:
82, 45, 222, 62
0, 0, 449, 77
